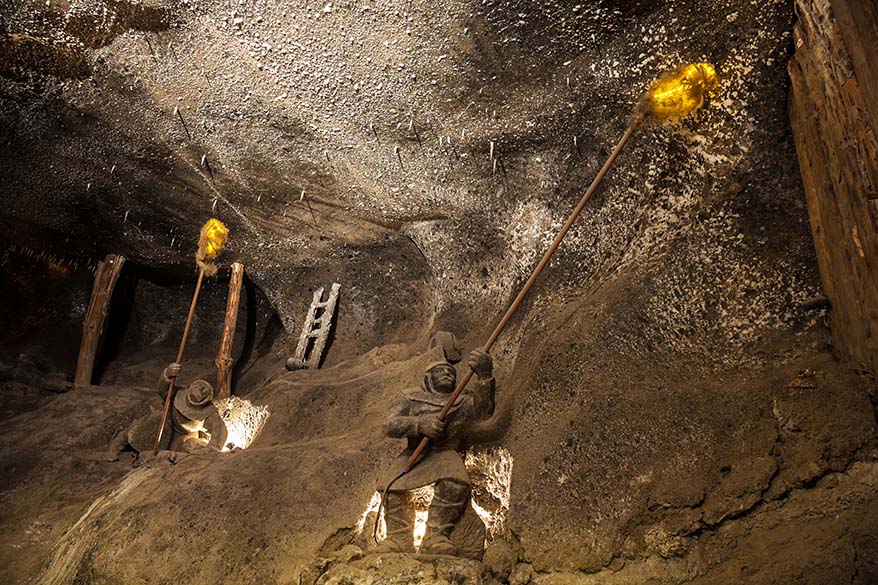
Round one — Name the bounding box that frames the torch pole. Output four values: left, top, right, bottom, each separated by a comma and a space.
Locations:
153, 268, 206, 453
374, 113, 644, 541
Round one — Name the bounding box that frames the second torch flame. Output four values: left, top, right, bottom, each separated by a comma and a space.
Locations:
196, 218, 229, 275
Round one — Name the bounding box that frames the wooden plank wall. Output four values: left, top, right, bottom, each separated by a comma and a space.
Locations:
789, 0, 878, 376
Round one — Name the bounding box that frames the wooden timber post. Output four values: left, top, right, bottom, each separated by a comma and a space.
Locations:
74, 254, 126, 387
215, 262, 244, 398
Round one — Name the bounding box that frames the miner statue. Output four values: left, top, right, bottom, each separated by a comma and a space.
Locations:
374, 331, 509, 558
108, 362, 227, 460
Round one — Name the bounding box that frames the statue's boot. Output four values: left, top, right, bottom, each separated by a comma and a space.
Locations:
374, 492, 415, 553
420, 480, 470, 555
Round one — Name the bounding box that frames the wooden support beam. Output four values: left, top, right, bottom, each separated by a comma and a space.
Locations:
74, 254, 125, 387
790, 0, 878, 376
215, 262, 244, 398
830, 0, 878, 138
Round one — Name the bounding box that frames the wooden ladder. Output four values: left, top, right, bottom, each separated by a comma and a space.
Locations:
291, 283, 340, 369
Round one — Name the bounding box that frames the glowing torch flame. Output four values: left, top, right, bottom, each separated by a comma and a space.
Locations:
644, 62, 719, 120
195, 218, 229, 275
200, 218, 228, 260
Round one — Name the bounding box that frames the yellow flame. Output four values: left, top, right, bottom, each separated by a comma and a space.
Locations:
199, 218, 229, 261
646, 62, 719, 120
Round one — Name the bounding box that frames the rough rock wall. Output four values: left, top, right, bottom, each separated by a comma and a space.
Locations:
789, 0, 878, 377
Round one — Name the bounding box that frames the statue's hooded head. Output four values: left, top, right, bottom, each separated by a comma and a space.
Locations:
424, 360, 457, 395
422, 330, 462, 394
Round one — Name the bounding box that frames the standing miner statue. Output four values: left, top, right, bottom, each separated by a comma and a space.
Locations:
375, 332, 498, 556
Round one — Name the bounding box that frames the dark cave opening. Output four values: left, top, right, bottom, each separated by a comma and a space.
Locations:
0, 245, 283, 395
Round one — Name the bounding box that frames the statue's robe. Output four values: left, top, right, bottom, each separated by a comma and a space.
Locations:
382, 375, 495, 492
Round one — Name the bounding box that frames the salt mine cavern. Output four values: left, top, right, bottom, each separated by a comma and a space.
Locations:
1, 0, 877, 583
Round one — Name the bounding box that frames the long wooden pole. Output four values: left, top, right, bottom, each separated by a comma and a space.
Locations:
153, 268, 206, 452
374, 115, 643, 540
74, 254, 125, 387
407, 116, 641, 472
215, 262, 244, 398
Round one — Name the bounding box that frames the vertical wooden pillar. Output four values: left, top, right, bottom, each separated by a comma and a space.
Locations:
74, 254, 126, 387
790, 0, 878, 376
215, 262, 244, 398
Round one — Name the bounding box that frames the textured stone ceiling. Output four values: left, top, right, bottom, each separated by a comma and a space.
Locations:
1, 0, 816, 356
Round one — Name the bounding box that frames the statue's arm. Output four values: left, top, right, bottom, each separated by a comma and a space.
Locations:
383, 398, 419, 438
470, 376, 496, 417
459, 382, 514, 446
156, 372, 170, 395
